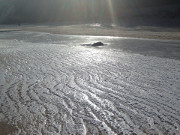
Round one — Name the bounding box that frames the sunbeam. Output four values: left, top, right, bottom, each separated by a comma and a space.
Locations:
106, 0, 116, 25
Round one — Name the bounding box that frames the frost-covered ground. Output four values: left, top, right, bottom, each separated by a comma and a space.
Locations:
0, 31, 180, 135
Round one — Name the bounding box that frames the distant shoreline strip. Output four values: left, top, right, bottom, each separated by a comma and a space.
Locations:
0, 29, 21, 32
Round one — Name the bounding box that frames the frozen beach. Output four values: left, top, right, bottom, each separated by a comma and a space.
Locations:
0, 31, 180, 135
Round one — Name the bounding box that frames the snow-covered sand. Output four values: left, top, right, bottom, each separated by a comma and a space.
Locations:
0, 31, 180, 135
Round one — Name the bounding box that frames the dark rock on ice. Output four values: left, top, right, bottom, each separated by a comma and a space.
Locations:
82, 42, 105, 47
92, 42, 104, 46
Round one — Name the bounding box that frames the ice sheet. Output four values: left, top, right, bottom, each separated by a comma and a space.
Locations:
0, 31, 180, 135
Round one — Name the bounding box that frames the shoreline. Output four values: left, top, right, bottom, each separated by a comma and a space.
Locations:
1, 25, 180, 41
0, 29, 21, 32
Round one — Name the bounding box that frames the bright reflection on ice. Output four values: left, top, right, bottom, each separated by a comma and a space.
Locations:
73, 47, 109, 65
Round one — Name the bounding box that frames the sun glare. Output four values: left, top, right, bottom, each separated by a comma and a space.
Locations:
56, 0, 116, 25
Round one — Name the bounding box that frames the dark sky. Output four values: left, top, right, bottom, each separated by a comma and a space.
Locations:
0, 0, 180, 25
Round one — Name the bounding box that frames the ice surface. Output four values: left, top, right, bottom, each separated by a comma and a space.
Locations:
0, 31, 180, 135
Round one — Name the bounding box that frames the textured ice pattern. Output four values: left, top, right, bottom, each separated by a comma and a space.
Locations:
0, 32, 180, 135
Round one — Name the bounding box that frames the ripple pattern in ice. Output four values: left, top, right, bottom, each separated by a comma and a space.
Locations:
0, 34, 180, 135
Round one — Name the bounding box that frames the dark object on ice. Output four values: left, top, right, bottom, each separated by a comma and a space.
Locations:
92, 42, 104, 46
82, 42, 105, 47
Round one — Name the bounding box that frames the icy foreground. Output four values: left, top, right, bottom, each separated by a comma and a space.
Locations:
0, 32, 180, 135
